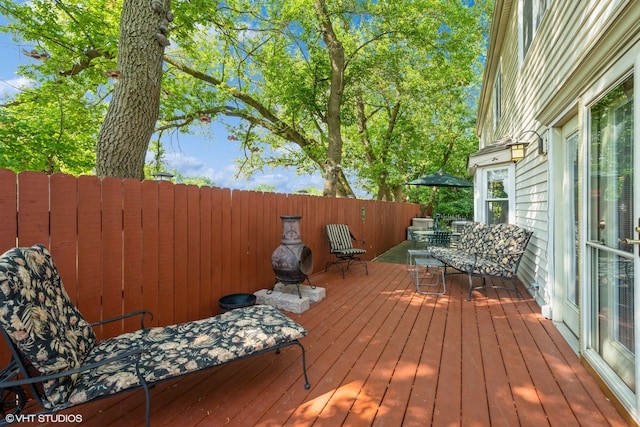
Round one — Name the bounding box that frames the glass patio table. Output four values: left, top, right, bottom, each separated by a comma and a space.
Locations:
413, 257, 446, 295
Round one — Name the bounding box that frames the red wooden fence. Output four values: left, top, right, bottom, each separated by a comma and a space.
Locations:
0, 169, 420, 338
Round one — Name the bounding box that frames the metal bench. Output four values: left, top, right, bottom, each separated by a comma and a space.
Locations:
430, 223, 533, 300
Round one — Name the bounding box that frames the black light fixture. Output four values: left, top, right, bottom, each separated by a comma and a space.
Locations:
519, 130, 545, 155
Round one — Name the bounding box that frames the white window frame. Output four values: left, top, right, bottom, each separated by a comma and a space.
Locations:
475, 164, 516, 224
519, 0, 549, 64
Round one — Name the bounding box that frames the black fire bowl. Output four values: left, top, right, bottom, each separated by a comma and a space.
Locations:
218, 293, 257, 313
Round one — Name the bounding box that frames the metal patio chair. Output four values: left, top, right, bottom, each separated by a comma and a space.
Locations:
324, 224, 368, 278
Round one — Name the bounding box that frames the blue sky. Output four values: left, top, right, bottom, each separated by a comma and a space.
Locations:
0, 27, 324, 194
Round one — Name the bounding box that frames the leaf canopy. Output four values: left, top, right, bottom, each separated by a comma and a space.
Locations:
0, 0, 491, 204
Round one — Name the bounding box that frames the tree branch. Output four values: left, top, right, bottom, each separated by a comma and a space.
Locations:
163, 55, 317, 148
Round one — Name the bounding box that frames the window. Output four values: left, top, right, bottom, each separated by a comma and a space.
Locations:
486, 168, 509, 224
476, 166, 515, 225
521, 0, 548, 60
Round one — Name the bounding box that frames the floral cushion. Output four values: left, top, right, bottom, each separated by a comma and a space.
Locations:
430, 247, 475, 272
481, 223, 531, 267
0, 244, 96, 408
64, 304, 306, 409
457, 222, 489, 253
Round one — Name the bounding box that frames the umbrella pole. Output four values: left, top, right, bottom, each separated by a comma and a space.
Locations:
429, 187, 438, 219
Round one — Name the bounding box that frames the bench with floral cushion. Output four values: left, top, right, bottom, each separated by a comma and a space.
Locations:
0, 244, 310, 426
429, 222, 533, 300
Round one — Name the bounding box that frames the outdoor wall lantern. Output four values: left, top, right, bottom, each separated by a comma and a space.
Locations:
508, 129, 545, 162
507, 141, 528, 162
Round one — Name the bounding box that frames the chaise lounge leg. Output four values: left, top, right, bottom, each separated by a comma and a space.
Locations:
143, 386, 150, 427
293, 341, 311, 389
467, 273, 474, 301
360, 258, 368, 275
134, 356, 151, 427
346, 258, 368, 275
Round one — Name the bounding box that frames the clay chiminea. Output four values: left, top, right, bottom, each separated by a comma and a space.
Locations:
271, 215, 313, 297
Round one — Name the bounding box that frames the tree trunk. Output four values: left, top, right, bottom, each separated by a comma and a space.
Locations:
315, 0, 345, 197
96, 0, 171, 179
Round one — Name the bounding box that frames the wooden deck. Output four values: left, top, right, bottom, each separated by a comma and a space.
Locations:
30, 261, 626, 426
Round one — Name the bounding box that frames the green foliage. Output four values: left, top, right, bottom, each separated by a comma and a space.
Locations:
0, 0, 116, 174
405, 185, 474, 219
0, 81, 101, 174
253, 184, 276, 193
143, 140, 215, 186
173, 172, 215, 187
296, 186, 323, 196
0, 0, 491, 202
159, 0, 491, 200
144, 140, 167, 178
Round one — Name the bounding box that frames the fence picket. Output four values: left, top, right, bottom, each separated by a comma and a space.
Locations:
142, 180, 160, 326
199, 186, 213, 318
187, 185, 201, 320
173, 184, 189, 324
0, 169, 17, 250
101, 177, 123, 339
17, 171, 49, 247
76, 175, 103, 326
157, 181, 175, 326
210, 187, 224, 310
50, 173, 78, 302
123, 179, 144, 332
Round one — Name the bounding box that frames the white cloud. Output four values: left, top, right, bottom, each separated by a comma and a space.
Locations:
165, 152, 213, 177
148, 149, 323, 194
0, 76, 31, 96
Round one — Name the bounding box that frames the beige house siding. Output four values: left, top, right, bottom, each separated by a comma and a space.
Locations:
479, 1, 637, 139
477, 0, 640, 423
477, 0, 640, 300
476, 0, 551, 301
514, 150, 548, 304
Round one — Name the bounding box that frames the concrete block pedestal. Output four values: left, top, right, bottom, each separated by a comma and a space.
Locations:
273, 283, 326, 303
254, 283, 325, 314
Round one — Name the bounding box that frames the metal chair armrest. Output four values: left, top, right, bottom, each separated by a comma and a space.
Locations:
0, 348, 148, 389
91, 310, 154, 329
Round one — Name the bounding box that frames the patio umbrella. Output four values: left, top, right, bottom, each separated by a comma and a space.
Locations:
406, 170, 473, 223
406, 170, 473, 188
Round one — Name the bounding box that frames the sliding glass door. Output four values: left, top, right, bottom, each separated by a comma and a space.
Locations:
587, 74, 637, 394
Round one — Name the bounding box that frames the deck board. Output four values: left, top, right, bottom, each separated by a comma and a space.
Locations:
476, 293, 519, 427
460, 286, 490, 426
25, 260, 628, 426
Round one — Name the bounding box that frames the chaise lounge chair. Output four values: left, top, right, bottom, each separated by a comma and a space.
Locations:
0, 244, 310, 426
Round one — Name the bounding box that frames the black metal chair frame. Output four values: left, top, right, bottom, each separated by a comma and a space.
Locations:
324, 224, 368, 278
426, 230, 452, 248
0, 319, 309, 426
